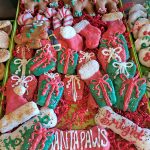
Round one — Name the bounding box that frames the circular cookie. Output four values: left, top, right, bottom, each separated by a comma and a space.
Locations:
133, 18, 150, 39
129, 4, 147, 15
138, 24, 150, 38
0, 31, 9, 49
0, 49, 10, 63
102, 12, 123, 22
0, 20, 12, 35
128, 10, 147, 29
139, 47, 150, 67
0, 63, 5, 80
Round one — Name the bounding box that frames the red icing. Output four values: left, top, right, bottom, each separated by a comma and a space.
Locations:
119, 74, 146, 111
143, 52, 150, 61
94, 74, 112, 106
29, 122, 54, 150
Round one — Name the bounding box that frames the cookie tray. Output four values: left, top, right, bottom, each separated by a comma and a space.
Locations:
0, 0, 149, 118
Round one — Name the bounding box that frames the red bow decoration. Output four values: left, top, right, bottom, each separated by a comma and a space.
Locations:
30, 44, 56, 71
94, 74, 112, 106
60, 48, 76, 74
29, 122, 54, 150
42, 78, 64, 107
119, 73, 146, 111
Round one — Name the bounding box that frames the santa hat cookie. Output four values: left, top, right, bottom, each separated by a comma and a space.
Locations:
74, 20, 101, 49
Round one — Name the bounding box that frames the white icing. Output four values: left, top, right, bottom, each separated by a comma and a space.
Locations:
80, 131, 86, 150
60, 26, 76, 39
73, 131, 79, 149
79, 60, 99, 80
100, 129, 109, 147
85, 131, 92, 148
138, 24, 150, 38
129, 4, 147, 15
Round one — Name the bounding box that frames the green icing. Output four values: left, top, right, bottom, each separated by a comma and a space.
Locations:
26, 50, 56, 76
89, 78, 116, 107
57, 50, 78, 75
106, 59, 136, 80
10, 57, 31, 76
117, 34, 130, 60
145, 0, 150, 17
74, 11, 82, 17
114, 76, 146, 112
37, 79, 64, 109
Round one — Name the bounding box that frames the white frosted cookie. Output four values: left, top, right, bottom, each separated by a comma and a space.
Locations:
102, 12, 123, 22
0, 107, 57, 150
135, 36, 150, 51
128, 10, 147, 29
0, 102, 40, 133
95, 106, 150, 150
133, 18, 150, 39
138, 24, 150, 38
139, 47, 150, 67
129, 4, 147, 15
0, 31, 9, 49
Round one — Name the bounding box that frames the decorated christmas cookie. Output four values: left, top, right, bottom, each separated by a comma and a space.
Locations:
0, 107, 57, 150
74, 20, 101, 49
0, 31, 9, 49
37, 73, 64, 109
63, 75, 84, 102
95, 106, 150, 150
50, 126, 110, 150
0, 101, 39, 133
0, 20, 12, 35
27, 45, 57, 76
139, 47, 150, 67
57, 48, 78, 74
135, 36, 150, 51
14, 23, 48, 49
138, 24, 150, 38
106, 59, 136, 80
114, 74, 146, 111
129, 4, 147, 15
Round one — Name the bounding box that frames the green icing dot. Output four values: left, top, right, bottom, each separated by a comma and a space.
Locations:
38, 115, 51, 124
26, 33, 31, 38
30, 28, 34, 33
33, 24, 37, 29
141, 43, 147, 49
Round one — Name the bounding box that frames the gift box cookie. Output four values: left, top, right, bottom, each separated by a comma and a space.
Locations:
37, 73, 64, 109
114, 74, 146, 112
27, 44, 57, 76
57, 48, 78, 74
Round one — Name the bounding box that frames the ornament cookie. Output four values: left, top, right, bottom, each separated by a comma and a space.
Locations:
14, 23, 48, 49
63, 0, 95, 17
0, 101, 39, 133
95, 106, 150, 150
0, 20, 12, 35
37, 73, 64, 109
0, 31, 9, 49
139, 47, 150, 67
74, 20, 101, 49
96, 0, 119, 14
114, 74, 146, 112
135, 36, 150, 51
0, 107, 57, 150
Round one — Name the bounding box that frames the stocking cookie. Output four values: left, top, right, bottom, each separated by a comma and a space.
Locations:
95, 106, 150, 150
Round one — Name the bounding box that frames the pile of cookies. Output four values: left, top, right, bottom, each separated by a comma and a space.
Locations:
0, 21, 12, 81
0, 0, 150, 150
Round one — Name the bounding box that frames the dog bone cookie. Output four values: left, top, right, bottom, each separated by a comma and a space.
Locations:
95, 106, 150, 150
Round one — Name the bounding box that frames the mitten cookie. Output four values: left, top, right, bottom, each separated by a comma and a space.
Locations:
135, 36, 150, 51
95, 106, 150, 150
114, 74, 146, 112
57, 48, 78, 74
14, 23, 48, 49
63, 75, 84, 102
139, 47, 150, 67
13, 45, 34, 59
37, 73, 64, 109
98, 46, 126, 71
106, 59, 136, 80
27, 44, 57, 76
60, 26, 83, 51
0, 20, 12, 35
74, 20, 101, 49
